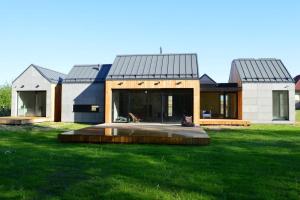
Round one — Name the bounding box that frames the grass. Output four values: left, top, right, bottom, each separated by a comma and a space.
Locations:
296, 110, 300, 122
0, 123, 299, 200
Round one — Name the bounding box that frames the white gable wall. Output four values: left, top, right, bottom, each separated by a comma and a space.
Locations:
242, 83, 295, 123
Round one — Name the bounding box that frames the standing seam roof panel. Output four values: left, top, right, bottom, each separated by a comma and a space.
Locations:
232, 58, 293, 83
277, 60, 293, 81
161, 55, 169, 76
266, 60, 283, 81
272, 60, 289, 81
107, 54, 199, 79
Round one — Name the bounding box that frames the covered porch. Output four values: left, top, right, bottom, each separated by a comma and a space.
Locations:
200, 83, 246, 125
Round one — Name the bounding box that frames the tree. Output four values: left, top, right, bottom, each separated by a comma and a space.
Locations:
0, 83, 11, 116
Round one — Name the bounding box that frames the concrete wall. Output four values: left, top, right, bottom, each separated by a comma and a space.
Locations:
61, 82, 105, 123
11, 66, 54, 120
242, 83, 295, 123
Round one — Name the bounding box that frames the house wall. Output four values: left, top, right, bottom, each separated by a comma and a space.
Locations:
105, 79, 200, 123
61, 83, 105, 123
11, 66, 54, 120
296, 91, 300, 110
242, 83, 295, 123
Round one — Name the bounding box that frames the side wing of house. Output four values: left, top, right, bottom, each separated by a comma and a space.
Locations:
231, 59, 295, 123
61, 64, 111, 123
11, 64, 66, 121
11, 65, 53, 119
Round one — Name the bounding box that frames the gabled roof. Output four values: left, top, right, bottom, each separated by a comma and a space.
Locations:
296, 80, 300, 91
294, 75, 300, 83
13, 64, 66, 84
107, 53, 199, 80
199, 74, 217, 84
63, 64, 112, 83
231, 58, 294, 83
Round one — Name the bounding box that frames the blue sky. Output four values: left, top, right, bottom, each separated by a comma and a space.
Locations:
0, 0, 299, 83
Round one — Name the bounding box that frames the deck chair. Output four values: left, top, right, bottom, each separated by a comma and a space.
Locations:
128, 113, 141, 123
202, 110, 212, 119
181, 115, 194, 127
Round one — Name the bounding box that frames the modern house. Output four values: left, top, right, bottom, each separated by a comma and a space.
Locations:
295, 75, 300, 110
229, 59, 295, 123
105, 54, 200, 123
10, 55, 296, 124
11, 64, 66, 121
61, 64, 111, 123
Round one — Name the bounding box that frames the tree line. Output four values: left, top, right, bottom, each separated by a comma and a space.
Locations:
0, 84, 11, 116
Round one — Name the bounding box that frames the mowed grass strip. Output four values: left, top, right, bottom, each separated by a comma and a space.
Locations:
0, 122, 299, 200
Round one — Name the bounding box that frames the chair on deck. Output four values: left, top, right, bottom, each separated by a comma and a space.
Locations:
128, 113, 141, 123
181, 115, 194, 127
202, 110, 212, 119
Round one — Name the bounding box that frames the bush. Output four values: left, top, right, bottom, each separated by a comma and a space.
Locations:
0, 84, 11, 116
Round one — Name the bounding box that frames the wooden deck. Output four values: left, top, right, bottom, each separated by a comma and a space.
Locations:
199, 119, 250, 126
58, 125, 210, 145
0, 117, 50, 125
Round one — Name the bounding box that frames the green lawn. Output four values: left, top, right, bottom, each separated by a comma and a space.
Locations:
0, 123, 299, 200
297, 110, 300, 122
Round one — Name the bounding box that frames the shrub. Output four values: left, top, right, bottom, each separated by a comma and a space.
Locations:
0, 83, 11, 116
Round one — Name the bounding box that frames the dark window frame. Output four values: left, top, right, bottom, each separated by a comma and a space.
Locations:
272, 90, 289, 121
73, 105, 100, 113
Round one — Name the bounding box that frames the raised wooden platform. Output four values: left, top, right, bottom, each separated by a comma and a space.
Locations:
0, 117, 50, 125
58, 125, 210, 145
199, 119, 250, 126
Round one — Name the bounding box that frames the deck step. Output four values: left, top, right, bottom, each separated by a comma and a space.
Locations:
199, 119, 250, 126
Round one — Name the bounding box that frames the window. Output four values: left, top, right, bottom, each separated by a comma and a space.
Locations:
168, 95, 173, 117
73, 105, 100, 112
273, 91, 289, 120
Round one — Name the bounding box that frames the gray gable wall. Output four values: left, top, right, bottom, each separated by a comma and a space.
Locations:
13, 64, 66, 84
107, 54, 199, 80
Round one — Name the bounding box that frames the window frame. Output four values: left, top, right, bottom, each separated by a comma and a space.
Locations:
272, 90, 289, 121
73, 105, 100, 113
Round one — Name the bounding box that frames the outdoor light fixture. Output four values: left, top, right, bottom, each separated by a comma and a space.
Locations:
138, 81, 144, 85
36, 84, 39, 88
20, 85, 24, 88
118, 82, 123, 85
176, 81, 182, 85
154, 81, 160, 85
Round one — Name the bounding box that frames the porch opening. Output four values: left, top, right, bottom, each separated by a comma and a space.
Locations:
112, 89, 193, 123
17, 91, 46, 117
200, 83, 241, 119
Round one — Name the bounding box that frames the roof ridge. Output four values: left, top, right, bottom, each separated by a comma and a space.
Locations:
73, 64, 101, 67
233, 58, 279, 61
116, 53, 197, 57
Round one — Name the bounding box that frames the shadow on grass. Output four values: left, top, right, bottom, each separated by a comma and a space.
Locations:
0, 124, 299, 199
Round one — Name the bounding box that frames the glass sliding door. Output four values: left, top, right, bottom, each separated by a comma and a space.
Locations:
273, 91, 289, 120
112, 89, 193, 123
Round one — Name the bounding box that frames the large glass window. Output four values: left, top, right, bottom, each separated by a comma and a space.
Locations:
273, 91, 289, 120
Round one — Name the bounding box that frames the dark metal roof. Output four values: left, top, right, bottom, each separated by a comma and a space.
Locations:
13, 64, 66, 84
63, 64, 112, 83
107, 53, 199, 80
201, 83, 241, 92
199, 74, 217, 84
232, 58, 294, 83
296, 80, 300, 91
33, 65, 66, 83
294, 75, 300, 83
